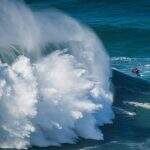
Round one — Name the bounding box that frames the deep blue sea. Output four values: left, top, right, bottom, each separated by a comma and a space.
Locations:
0, 0, 149, 150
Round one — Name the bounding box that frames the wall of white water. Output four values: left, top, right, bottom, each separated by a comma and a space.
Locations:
0, 0, 114, 149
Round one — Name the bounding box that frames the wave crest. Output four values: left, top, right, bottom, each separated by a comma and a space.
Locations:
0, 0, 113, 149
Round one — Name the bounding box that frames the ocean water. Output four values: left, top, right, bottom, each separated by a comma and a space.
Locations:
26, 0, 150, 81
0, 0, 149, 149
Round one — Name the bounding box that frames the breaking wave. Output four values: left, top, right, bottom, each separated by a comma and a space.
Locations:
0, 0, 113, 149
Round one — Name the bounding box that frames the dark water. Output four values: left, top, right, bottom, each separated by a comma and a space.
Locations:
23, 0, 150, 149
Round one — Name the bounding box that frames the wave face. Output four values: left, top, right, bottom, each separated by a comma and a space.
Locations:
111, 57, 150, 81
0, 0, 113, 149
109, 70, 150, 149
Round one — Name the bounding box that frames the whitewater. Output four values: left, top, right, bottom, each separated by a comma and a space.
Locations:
0, 0, 113, 149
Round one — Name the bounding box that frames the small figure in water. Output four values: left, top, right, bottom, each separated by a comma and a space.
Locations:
131, 68, 141, 76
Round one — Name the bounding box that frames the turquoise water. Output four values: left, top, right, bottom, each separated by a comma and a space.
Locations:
26, 0, 150, 57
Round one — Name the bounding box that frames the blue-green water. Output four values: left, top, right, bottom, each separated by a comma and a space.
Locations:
23, 0, 150, 150
26, 0, 150, 57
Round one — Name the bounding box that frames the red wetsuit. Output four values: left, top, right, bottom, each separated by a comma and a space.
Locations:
132, 68, 140, 76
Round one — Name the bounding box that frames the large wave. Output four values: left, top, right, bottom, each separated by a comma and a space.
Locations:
0, 0, 114, 149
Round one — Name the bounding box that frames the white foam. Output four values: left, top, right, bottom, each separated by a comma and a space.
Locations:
113, 106, 136, 116
0, 56, 37, 149
0, 0, 114, 149
124, 101, 150, 110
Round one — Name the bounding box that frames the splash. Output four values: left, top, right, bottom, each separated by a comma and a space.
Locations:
0, 0, 114, 149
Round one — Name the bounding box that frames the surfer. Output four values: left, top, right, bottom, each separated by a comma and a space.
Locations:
131, 68, 141, 76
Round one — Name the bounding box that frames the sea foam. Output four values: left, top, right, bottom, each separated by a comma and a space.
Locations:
0, 0, 114, 149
